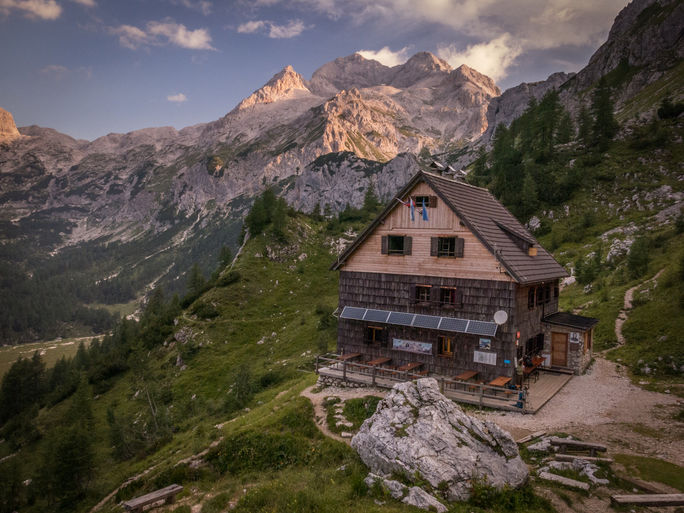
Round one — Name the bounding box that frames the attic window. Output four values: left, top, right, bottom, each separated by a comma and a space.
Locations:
382, 235, 412, 255
412, 195, 437, 208
431, 237, 464, 258
495, 221, 536, 254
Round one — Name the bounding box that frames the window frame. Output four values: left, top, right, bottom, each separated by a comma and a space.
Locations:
415, 285, 431, 303
437, 335, 453, 357
365, 325, 386, 345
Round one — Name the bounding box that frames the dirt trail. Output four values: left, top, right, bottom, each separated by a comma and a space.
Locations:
301, 384, 387, 445
614, 269, 664, 346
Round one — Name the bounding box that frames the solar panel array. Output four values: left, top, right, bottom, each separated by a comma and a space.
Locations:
340, 306, 498, 336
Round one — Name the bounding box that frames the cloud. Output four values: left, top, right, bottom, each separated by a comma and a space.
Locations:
40, 64, 69, 78
0, 0, 61, 19
40, 64, 93, 79
110, 19, 215, 50
167, 93, 187, 102
437, 34, 522, 81
237, 20, 265, 33
172, 0, 212, 15
236, 19, 309, 38
71, 0, 95, 6
357, 46, 410, 67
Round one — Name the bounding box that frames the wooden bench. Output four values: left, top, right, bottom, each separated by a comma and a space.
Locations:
123, 484, 183, 513
549, 437, 607, 457
611, 494, 684, 507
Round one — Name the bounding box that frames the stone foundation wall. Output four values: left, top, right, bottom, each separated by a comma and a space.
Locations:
317, 375, 372, 389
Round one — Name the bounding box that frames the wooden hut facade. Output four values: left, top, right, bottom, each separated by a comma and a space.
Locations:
331, 171, 597, 381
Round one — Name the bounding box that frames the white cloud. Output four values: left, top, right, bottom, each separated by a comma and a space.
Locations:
173, 0, 211, 15
110, 19, 215, 50
437, 34, 522, 81
237, 19, 308, 38
71, 0, 95, 6
167, 93, 187, 102
40, 64, 93, 80
40, 64, 69, 78
268, 19, 306, 38
357, 46, 410, 67
147, 20, 215, 49
237, 20, 265, 33
0, 0, 61, 19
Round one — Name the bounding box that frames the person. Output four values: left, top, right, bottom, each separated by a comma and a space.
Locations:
516, 359, 524, 387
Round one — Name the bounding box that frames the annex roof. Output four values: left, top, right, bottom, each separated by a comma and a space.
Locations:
331, 170, 568, 284
542, 312, 599, 331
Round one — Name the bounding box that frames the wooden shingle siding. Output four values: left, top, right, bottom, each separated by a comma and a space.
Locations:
337, 271, 519, 381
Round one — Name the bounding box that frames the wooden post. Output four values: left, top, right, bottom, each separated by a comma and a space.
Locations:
479, 385, 484, 408
343, 361, 347, 382
439, 377, 444, 393
372, 365, 377, 386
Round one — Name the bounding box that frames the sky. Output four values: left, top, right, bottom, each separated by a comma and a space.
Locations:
0, 0, 630, 141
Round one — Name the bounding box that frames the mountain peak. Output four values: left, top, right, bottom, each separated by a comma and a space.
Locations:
0, 107, 21, 143
403, 52, 452, 72
236, 65, 310, 110
450, 65, 501, 96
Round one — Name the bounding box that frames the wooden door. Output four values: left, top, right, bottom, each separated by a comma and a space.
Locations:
551, 332, 568, 367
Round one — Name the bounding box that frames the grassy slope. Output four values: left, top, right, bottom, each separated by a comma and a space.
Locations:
534, 114, 683, 393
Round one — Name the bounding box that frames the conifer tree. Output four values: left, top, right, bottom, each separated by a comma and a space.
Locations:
577, 105, 593, 147
556, 111, 574, 144
591, 77, 619, 150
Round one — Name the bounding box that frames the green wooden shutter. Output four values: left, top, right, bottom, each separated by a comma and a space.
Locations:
381, 235, 388, 254
455, 237, 464, 257
430, 237, 438, 256
404, 236, 412, 255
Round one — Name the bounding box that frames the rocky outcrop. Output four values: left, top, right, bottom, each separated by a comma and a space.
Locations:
0, 107, 21, 143
351, 379, 528, 504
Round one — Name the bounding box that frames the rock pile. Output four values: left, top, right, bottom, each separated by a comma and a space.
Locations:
352, 378, 528, 508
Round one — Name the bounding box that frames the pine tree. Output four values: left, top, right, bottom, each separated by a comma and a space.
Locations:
362, 183, 381, 217
187, 264, 206, 298
556, 111, 574, 144
577, 105, 593, 147
591, 77, 619, 150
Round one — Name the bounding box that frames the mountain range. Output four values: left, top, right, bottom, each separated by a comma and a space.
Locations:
0, 0, 682, 339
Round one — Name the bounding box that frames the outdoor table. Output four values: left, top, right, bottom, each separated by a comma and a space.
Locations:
454, 370, 478, 381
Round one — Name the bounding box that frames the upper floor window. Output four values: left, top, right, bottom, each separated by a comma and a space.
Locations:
440, 287, 462, 307
415, 285, 431, 303
365, 326, 386, 345
381, 235, 412, 255
528, 288, 535, 309
430, 237, 464, 258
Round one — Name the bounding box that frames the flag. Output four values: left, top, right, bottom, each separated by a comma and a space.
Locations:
421, 197, 429, 221
410, 198, 415, 221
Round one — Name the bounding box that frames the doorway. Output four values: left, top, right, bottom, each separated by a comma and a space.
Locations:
551, 332, 568, 366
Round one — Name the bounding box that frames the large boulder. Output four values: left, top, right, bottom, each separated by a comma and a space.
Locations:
351, 378, 528, 502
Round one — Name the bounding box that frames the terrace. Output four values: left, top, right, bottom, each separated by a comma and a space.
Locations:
315, 353, 573, 413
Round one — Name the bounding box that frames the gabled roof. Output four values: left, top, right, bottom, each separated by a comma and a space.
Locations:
331, 171, 568, 284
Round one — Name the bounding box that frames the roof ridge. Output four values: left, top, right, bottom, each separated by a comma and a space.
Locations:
421, 169, 492, 193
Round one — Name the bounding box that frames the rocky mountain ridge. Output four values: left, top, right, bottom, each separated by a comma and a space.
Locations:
0, 0, 681, 312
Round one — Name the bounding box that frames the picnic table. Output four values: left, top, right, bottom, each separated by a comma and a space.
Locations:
454, 370, 478, 381
397, 362, 423, 372
338, 352, 362, 361
367, 357, 391, 366
488, 376, 512, 387
523, 356, 544, 383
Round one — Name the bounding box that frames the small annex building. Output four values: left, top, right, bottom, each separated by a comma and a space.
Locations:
331, 171, 598, 382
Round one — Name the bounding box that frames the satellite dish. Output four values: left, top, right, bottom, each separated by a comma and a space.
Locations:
493, 310, 508, 325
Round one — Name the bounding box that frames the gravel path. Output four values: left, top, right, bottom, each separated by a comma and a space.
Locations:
477, 356, 683, 465
615, 269, 664, 345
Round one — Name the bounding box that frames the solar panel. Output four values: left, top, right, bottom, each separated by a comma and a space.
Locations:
466, 320, 498, 336
438, 317, 468, 333
412, 314, 441, 329
340, 306, 366, 320
363, 309, 391, 323
388, 311, 415, 326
